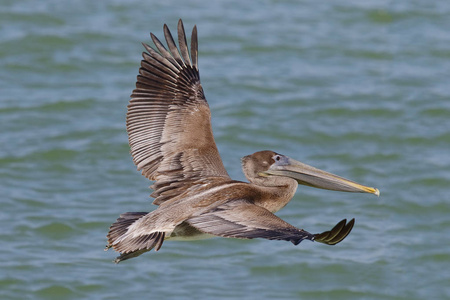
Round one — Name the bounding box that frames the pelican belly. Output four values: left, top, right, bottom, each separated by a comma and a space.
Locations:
169, 221, 215, 241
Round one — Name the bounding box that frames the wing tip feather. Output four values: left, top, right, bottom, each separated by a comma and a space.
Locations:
314, 218, 355, 245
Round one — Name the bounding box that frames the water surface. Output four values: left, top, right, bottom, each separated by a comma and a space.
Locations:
1, 1, 449, 299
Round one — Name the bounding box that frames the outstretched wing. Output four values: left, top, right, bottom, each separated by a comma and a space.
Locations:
187, 200, 355, 245
128, 19, 230, 205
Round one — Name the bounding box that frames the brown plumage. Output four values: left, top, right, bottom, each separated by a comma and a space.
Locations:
106, 20, 379, 263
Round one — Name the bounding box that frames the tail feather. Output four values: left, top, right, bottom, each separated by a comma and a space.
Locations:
106, 212, 166, 263
107, 212, 147, 246
113, 248, 150, 264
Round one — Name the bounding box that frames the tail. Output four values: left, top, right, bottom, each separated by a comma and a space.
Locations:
105, 212, 166, 263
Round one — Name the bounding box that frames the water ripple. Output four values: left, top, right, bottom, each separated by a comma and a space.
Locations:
2, 0, 450, 299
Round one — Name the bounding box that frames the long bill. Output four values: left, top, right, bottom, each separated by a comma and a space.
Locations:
264, 156, 380, 196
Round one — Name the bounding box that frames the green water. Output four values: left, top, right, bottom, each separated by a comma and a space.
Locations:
1, 1, 449, 299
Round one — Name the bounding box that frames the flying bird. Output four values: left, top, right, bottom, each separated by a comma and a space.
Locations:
105, 19, 379, 263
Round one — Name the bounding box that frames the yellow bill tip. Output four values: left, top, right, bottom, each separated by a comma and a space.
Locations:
374, 188, 380, 197
365, 186, 380, 196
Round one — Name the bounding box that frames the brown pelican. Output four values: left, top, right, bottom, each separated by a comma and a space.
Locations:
106, 20, 379, 263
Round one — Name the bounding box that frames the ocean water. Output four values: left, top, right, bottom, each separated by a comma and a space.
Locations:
1, 0, 450, 299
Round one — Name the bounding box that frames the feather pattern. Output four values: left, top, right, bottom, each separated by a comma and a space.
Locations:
188, 200, 355, 246
128, 19, 230, 205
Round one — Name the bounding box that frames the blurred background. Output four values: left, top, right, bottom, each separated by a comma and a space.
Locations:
1, 0, 449, 299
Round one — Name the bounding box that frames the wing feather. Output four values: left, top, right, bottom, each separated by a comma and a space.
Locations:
177, 20, 192, 67
150, 33, 180, 68
187, 201, 316, 245
163, 24, 185, 67
190, 26, 198, 70
128, 19, 230, 205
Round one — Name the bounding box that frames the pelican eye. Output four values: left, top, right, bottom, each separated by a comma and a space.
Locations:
275, 155, 281, 161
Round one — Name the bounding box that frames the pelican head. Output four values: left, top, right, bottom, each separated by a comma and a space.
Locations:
242, 150, 379, 195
